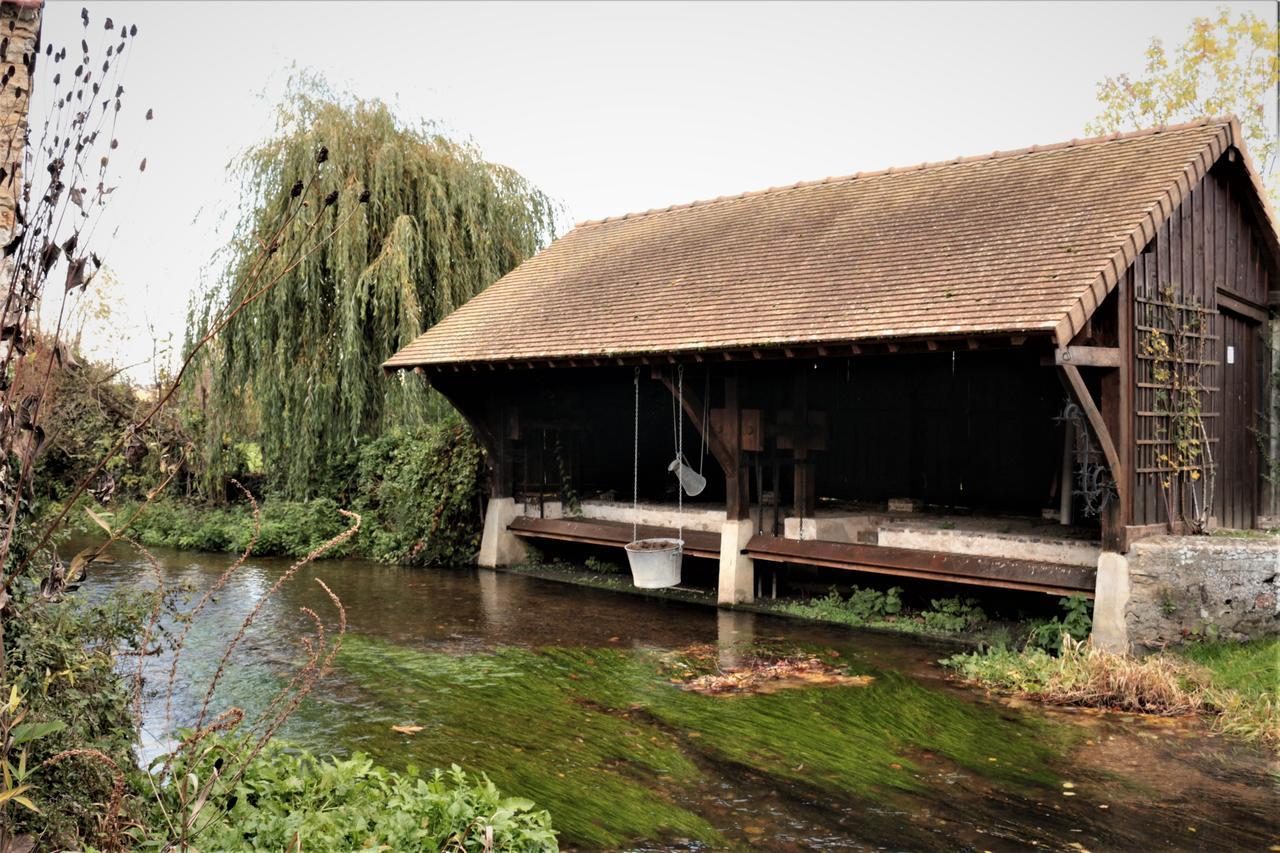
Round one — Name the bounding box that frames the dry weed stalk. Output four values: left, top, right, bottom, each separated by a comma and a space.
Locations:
137, 511, 358, 851
39, 748, 127, 850
1019, 636, 1204, 716
162, 479, 260, 728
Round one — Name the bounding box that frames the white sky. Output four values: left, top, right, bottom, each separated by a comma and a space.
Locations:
32, 0, 1278, 375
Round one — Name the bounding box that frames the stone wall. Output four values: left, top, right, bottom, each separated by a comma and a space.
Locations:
1125, 536, 1278, 650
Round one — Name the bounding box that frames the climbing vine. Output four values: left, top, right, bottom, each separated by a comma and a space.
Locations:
190, 75, 556, 499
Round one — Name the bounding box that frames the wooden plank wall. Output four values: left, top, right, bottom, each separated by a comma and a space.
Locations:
1128, 161, 1271, 528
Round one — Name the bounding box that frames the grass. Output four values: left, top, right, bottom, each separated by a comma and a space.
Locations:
944, 636, 1279, 747
1175, 637, 1279, 744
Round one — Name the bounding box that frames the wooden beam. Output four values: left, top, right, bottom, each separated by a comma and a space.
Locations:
1060, 364, 1125, 509
1116, 270, 1134, 540
745, 535, 1095, 596
1217, 289, 1268, 322
1055, 346, 1122, 368
656, 371, 734, 477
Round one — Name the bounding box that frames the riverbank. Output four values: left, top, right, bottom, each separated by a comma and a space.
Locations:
944, 636, 1279, 747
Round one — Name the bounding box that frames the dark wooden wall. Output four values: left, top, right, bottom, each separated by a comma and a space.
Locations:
1127, 158, 1272, 529
760, 351, 1061, 513
451, 350, 1065, 519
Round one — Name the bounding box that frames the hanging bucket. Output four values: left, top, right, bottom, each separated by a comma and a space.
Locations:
624, 538, 683, 588
668, 456, 707, 497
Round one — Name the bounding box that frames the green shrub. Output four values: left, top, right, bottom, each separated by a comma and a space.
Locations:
108, 498, 354, 559
1025, 594, 1093, 652
777, 585, 903, 626
76, 415, 483, 568
920, 597, 986, 632
352, 417, 484, 565
4, 585, 154, 847
154, 741, 557, 851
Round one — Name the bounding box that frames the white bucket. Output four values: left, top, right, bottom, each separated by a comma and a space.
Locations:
624, 538, 683, 588
668, 456, 707, 497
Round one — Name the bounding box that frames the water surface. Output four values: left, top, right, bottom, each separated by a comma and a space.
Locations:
86, 541, 1277, 850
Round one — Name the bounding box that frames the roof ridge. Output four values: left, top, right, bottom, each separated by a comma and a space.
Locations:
572, 116, 1236, 229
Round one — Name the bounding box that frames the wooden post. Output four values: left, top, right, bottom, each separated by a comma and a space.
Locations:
723, 372, 749, 520
792, 368, 817, 520
1099, 370, 1123, 551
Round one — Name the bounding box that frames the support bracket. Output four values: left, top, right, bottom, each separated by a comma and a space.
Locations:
1060, 364, 1125, 507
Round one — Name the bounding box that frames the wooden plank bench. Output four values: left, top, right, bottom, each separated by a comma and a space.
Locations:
745, 535, 1095, 596
508, 517, 722, 560
506, 517, 1095, 596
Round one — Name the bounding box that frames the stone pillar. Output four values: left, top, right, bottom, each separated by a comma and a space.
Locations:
717, 518, 754, 605
478, 497, 526, 568
1091, 551, 1131, 653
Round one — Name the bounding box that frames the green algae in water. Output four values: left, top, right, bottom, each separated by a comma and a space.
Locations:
331, 637, 1074, 848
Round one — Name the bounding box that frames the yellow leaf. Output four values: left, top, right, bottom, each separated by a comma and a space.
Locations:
0, 783, 32, 803
84, 506, 114, 535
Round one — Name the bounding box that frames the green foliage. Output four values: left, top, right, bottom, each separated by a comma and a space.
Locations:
777, 586, 996, 636
1025, 595, 1093, 653
0, 581, 154, 846
1176, 636, 1278, 705
919, 597, 986, 633
352, 418, 484, 565
151, 739, 556, 851
29, 339, 191, 506
1088, 8, 1278, 203
109, 416, 484, 565
788, 586, 902, 624
109, 497, 353, 559
191, 74, 554, 499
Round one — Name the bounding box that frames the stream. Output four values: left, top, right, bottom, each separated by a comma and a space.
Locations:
84, 541, 1277, 851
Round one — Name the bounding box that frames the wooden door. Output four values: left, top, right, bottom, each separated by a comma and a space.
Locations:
1217, 310, 1261, 529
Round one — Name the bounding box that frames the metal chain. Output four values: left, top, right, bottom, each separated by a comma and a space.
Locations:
633, 367, 640, 542
699, 369, 708, 476
677, 365, 684, 547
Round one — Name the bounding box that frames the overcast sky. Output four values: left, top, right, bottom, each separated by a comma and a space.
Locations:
32, 0, 1278, 374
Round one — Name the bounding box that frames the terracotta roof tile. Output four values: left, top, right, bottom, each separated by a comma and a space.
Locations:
385, 118, 1262, 369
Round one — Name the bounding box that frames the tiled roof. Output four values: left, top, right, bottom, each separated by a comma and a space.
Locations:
385, 118, 1267, 369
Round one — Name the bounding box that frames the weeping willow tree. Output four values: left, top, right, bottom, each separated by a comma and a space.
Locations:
191, 78, 556, 498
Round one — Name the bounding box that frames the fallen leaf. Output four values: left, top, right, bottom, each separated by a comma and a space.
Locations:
391, 724, 424, 735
